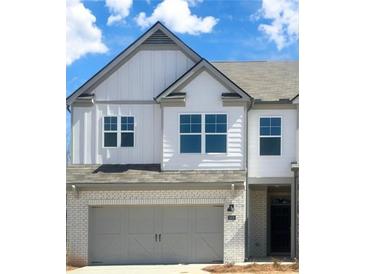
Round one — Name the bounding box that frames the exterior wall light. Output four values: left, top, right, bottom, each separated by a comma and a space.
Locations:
227, 204, 234, 212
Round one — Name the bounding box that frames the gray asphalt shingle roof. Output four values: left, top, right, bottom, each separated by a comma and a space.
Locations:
67, 164, 246, 185
211, 61, 298, 101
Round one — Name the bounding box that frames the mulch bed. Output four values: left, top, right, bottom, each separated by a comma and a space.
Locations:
203, 262, 299, 273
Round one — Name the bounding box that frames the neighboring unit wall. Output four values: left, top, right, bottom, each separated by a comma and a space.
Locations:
162, 71, 246, 170
66, 189, 246, 266
72, 104, 161, 164
248, 108, 297, 177
93, 50, 195, 100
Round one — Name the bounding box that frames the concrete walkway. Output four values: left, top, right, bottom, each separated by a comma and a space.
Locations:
69, 264, 210, 274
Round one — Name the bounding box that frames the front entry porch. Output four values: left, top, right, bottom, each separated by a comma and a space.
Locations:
247, 182, 297, 260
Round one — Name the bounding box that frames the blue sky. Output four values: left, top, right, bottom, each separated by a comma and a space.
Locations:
66, 0, 298, 152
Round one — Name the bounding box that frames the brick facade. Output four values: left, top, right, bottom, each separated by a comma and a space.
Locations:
248, 187, 267, 257
66, 188, 246, 266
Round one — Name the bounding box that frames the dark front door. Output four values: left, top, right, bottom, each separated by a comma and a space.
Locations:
270, 198, 291, 253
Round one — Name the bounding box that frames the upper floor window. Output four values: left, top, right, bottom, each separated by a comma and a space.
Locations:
179, 113, 227, 154
205, 114, 227, 153
180, 114, 201, 153
121, 116, 134, 147
260, 117, 281, 156
104, 116, 117, 147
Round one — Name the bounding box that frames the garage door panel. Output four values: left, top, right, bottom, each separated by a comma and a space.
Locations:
194, 233, 223, 262
92, 207, 122, 234
128, 207, 155, 234
161, 234, 189, 263
127, 234, 156, 264
161, 207, 189, 233
90, 234, 122, 264
196, 207, 223, 233
89, 205, 223, 264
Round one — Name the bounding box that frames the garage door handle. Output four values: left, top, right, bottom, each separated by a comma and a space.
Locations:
155, 234, 158, 242
158, 234, 161, 242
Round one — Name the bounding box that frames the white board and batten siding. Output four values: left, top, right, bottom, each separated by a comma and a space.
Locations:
72, 49, 195, 164
162, 71, 246, 171
248, 109, 298, 177
72, 104, 161, 164
93, 50, 195, 100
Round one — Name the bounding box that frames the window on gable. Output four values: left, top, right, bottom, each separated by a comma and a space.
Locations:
260, 117, 281, 156
104, 116, 117, 147
121, 116, 134, 147
205, 114, 227, 153
180, 114, 201, 153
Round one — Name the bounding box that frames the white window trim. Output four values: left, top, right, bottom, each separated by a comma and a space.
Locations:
258, 116, 282, 156
102, 115, 136, 149
102, 116, 118, 148
178, 113, 228, 155
120, 115, 136, 148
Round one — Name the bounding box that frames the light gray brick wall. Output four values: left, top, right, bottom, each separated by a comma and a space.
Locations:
248, 187, 267, 258
66, 189, 246, 266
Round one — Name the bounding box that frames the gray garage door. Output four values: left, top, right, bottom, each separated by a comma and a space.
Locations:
89, 205, 223, 265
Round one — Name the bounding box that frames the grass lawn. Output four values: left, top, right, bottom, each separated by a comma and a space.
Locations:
203, 262, 299, 274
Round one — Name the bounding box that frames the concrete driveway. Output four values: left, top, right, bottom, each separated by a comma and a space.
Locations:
68, 264, 210, 274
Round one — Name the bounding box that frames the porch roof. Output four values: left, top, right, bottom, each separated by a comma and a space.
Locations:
67, 164, 246, 189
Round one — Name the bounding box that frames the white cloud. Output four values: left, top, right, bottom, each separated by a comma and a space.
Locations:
66, 0, 108, 65
135, 0, 218, 35
105, 0, 133, 26
255, 0, 298, 50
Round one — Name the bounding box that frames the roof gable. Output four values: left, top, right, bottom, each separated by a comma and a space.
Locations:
155, 59, 252, 102
66, 22, 202, 106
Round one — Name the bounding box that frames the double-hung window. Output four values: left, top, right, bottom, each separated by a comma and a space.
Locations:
180, 114, 202, 153
121, 116, 134, 147
205, 114, 227, 153
103, 116, 118, 147
259, 117, 281, 156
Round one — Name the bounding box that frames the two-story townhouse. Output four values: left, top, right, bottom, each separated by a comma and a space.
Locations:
66, 22, 299, 266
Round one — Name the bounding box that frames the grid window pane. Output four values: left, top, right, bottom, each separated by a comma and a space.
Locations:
271, 126, 281, 135
260, 117, 281, 136
180, 114, 201, 133
121, 116, 134, 132
260, 117, 270, 127
191, 124, 201, 133
271, 118, 281, 127
260, 137, 281, 155
180, 115, 190, 124
180, 135, 201, 153
191, 115, 201, 124
206, 135, 226, 153
205, 114, 227, 133
121, 133, 134, 147
104, 117, 117, 131
216, 124, 227, 133
205, 114, 215, 124
260, 127, 270, 135
217, 114, 227, 123
180, 124, 190, 133
104, 132, 117, 147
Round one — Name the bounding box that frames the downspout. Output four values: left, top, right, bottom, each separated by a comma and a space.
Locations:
245, 98, 254, 260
